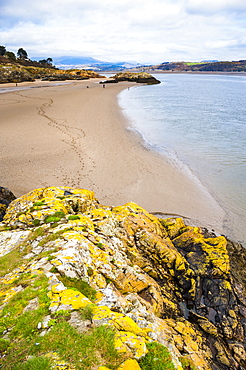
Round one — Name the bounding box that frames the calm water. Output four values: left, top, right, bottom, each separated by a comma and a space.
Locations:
119, 73, 246, 245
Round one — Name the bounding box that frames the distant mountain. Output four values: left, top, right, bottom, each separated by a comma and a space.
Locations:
47, 56, 143, 71
52, 56, 102, 66
201, 60, 219, 63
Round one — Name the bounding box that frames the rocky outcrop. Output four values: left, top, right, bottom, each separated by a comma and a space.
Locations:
0, 187, 245, 369
41, 69, 104, 81
114, 72, 161, 84
41, 74, 90, 81
0, 66, 35, 83
0, 187, 16, 221
101, 72, 161, 84
0, 65, 104, 83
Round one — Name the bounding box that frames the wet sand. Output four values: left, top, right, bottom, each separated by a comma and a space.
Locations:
0, 79, 226, 234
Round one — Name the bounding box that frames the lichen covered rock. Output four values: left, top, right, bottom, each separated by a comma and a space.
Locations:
0, 186, 246, 369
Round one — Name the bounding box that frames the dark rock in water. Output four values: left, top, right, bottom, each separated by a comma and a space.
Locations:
0, 187, 16, 221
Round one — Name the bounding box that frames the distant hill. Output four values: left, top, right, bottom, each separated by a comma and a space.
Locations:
132, 60, 246, 73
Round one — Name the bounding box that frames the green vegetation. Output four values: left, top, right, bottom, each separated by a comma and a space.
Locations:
139, 342, 175, 370
1, 321, 125, 370
0, 45, 6, 56
33, 201, 46, 207
37, 227, 71, 247
68, 215, 80, 220
5, 51, 16, 62
105, 276, 112, 285
179, 356, 197, 370
0, 225, 11, 232
0, 275, 50, 336
0, 338, 10, 353
35, 323, 124, 370
36, 248, 58, 261
59, 275, 97, 301
184, 62, 206, 66
79, 304, 95, 322
38, 58, 53, 67
0, 244, 32, 277
44, 212, 65, 224
30, 227, 46, 240
97, 242, 105, 250
15, 356, 51, 370
87, 266, 93, 277
17, 48, 28, 60
156, 60, 246, 72
53, 309, 71, 320
45, 216, 61, 224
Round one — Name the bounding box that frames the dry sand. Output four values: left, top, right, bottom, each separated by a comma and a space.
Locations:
0, 79, 227, 234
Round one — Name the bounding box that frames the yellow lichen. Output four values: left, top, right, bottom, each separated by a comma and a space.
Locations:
116, 358, 142, 370
0, 286, 22, 307
92, 305, 113, 321
115, 331, 147, 359
112, 203, 165, 237
111, 314, 147, 337
91, 273, 107, 290
159, 217, 186, 239
48, 286, 92, 311
67, 215, 94, 230
92, 306, 149, 342
59, 289, 92, 309
173, 228, 229, 275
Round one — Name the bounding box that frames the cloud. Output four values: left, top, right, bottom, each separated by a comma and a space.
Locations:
206, 38, 246, 52
185, 0, 246, 15
0, 0, 246, 63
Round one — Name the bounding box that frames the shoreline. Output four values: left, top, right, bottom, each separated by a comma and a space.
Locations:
0, 79, 227, 237
146, 71, 246, 75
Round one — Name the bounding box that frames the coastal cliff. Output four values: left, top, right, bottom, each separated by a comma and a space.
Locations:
0, 187, 246, 369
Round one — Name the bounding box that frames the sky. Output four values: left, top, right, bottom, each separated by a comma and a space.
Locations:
0, 0, 246, 64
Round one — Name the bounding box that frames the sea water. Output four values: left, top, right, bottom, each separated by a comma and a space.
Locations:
119, 73, 246, 246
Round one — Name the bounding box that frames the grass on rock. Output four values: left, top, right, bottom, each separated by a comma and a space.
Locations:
2, 322, 125, 370
59, 275, 97, 301
139, 342, 175, 370
0, 268, 125, 370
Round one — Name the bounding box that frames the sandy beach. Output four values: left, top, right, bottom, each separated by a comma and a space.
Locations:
0, 79, 226, 234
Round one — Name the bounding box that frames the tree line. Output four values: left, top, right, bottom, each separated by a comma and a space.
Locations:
0, 45, 53, 66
